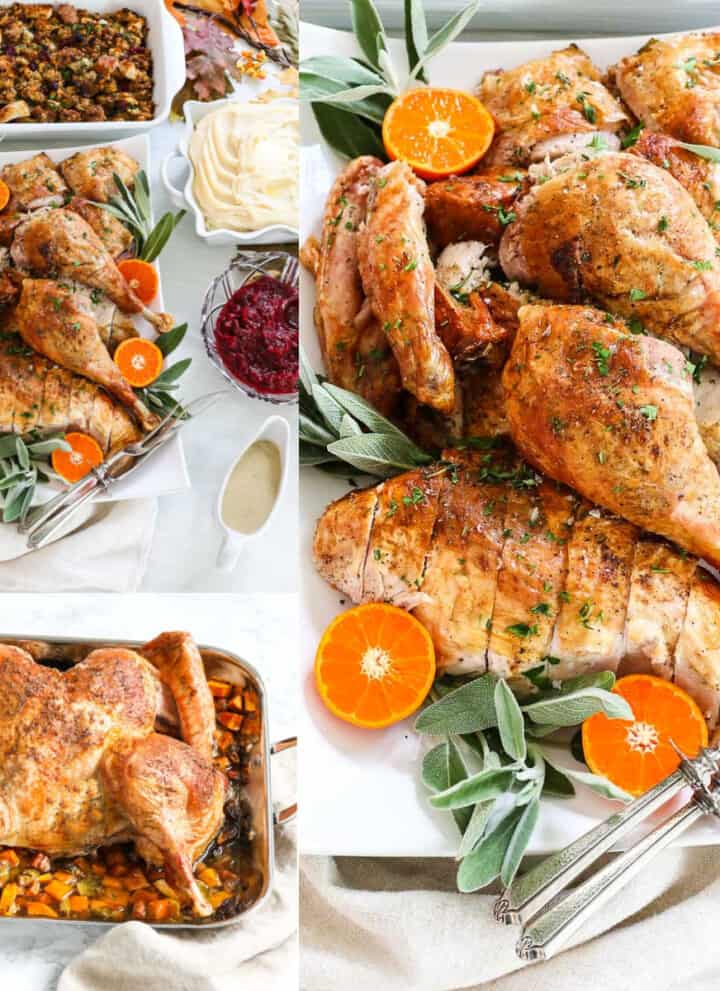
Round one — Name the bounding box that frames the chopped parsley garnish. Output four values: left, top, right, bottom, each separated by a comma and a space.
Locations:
657, 216, 669, 232
506, 623, 539, 638
629, 287, 647, 301
691, 259, 713, 271
576, 92, 597, 124
621, 122, 644, 148
591, 341, 612, 376
403, 258, 418, 272
639, 404, 658, 421
530, 602, 551, 615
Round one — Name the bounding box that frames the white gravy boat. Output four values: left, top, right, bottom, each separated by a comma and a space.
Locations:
216, 415, 291, 571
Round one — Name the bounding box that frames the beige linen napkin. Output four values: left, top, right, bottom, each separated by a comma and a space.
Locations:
0, 498, 157, 592
59, 768, 298, 991
301, 846, 720, 990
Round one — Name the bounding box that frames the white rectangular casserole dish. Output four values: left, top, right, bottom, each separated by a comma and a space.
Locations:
0, 0, 185, 139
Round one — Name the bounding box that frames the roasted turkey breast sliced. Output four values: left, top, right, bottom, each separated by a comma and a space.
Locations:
314, 455, 720, 726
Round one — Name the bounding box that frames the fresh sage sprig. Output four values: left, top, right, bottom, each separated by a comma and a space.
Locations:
300, 345, 432, 478
98, 171, 185, 263
677, 141, 720, 163
0, 432, 71, 524
416, 670, 633, 891
300, 0, 482, 160
135, 323, 192, 417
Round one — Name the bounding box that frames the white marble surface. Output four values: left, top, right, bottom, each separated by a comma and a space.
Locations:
0, 593, 297, 990
2, 71, 298, 595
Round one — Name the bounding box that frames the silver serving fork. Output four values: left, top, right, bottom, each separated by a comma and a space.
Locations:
493, 743, 720, 962
21, 391, 228, 550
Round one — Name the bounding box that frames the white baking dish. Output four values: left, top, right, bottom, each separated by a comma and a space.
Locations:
161, 96, 299, 246
0, 0, 185, 139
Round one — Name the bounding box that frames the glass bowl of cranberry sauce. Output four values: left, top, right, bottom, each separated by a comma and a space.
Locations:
201, 250, 299, 405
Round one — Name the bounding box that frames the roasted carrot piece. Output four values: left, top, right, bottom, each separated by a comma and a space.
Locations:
45, 880, 73, 902
208, 679, 232, 698
68, 895, 89, 914
217, 712, 243, 731
228, 694, 246, 713
209, 890, 231, 910
54, 871, 75, 884
0, 850, 19, 866
243, 693, 258, 712
147, 898, 176, 922
214, 729, 234, 752
102, 888, 130, 907
27, 902, 59, 918
198, 867, 221, 888
0, 883, 18, 915
123, 871, 150, 891
103, 875, 125, 889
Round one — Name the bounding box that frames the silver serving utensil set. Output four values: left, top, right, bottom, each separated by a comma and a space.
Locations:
19, 391, 228, 550
493, 742, 720, 962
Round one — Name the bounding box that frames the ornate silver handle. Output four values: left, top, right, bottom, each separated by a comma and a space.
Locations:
517, 798, 705, 961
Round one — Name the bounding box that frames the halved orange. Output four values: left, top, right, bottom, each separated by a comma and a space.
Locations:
51, 432, 104, 484
117, 259, 159, 305
315, 604, 436, 729
114, 338, 164, 388
582, 674, 708, 797
0, 180, 10, 212
382, 87, 495, 180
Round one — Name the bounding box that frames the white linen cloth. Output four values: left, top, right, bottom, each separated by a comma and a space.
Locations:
301, 845, 720, 990
0, 498, 157, 592
59, 768, 297, 991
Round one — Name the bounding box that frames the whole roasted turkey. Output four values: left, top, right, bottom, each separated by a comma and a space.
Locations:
0, 632, 225, 917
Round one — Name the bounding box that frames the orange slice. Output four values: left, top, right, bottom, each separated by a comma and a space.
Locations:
315, 603, 436, 729
51, 432, 104, 484
582, 674, 708, 797
114, 338, 163, 388
117, 258, 159, 305
0, 180, 10, 212
382, 87, 495, 179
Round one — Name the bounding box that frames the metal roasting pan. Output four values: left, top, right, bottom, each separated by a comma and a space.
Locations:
0, 634, 297, 930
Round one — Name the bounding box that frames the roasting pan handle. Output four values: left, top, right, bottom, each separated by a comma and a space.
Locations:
271, 736, 297, 825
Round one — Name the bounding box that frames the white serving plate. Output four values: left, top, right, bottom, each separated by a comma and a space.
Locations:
161, 96, 299, 247
0, 133, 189, 505
299, 22, 720, 857
0, 0, 185, 140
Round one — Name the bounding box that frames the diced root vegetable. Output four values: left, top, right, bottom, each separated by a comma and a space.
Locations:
45, 879, 73, 902
198, 867, 221, 888
68, 895, 89, 914
0, 883, 18, 915
217, 711, 243, 731
208, 679, 232, 698
0, 850, 19, 866
147, 898, 177, 922
26, 902, 59, 918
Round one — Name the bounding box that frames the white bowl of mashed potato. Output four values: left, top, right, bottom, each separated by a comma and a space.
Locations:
161, 95, 299, 245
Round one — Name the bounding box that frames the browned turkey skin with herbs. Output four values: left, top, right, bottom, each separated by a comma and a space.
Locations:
0, 632, 225, 918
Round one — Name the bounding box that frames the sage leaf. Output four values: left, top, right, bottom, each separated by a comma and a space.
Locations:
457, 799, 495, 859
0, 435, 19, 458
3, 481, 30, 522
350, 0, 389, 74
678, 142, 720, 163
299, 346, 320, 395
299, 412, 336, 447
404, 0, 429, 82
0, 472, 30, 492
522, 687, 633, 726
301, 73, 391, 124
327, 432, 426, 476
429, 767, 514, 810
422, 739, 471, 831
541, 750, 631, 802
299, 441, 336, 466
312, 103, 387, 161
542, 761, 576, 798
323, 383, 418, 444
15, 437, 29, 471
26, 438, 71, 457
495, 679, 526, 762
457, 808, 522, 892
411, 0, 482, 80
560, 671, 615, 694
151, 357, 192, 388
501, 798, 540, 886
415, 674, 498, 735
339, 413, 362, 438
311, 383, 346, 434
156, 323, 188, 358
300, 56, 386, 88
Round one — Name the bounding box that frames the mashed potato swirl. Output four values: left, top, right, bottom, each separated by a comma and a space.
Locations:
189, 100, 298, 232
